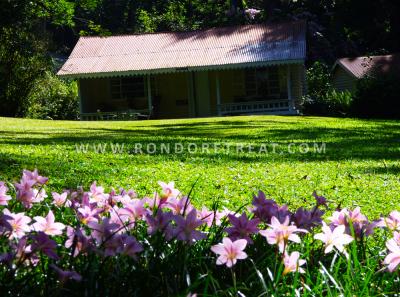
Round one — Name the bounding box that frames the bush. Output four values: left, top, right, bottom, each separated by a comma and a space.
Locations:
302, 62, 353, 116
26, 72, 78, 120
351, 74, 400, 118
1, 170, 400, 296
302, 89, 353, 116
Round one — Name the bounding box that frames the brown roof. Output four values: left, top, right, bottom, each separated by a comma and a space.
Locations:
58, 21, 306, 78
335, 54, 400, 78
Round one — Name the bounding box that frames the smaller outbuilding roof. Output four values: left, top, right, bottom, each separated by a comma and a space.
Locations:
334, 54, 400, 78
58, 21, 306, 78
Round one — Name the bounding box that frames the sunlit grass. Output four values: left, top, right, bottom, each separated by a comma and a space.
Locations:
1, 115, 399, 217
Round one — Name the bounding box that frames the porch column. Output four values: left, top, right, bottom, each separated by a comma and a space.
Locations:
147, 74, 152, 114
77, 79, 83, 120
216, 72, 221, 116
286, 65, 294, 111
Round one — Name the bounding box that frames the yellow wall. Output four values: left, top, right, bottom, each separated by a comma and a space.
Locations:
79, 64, 305, 117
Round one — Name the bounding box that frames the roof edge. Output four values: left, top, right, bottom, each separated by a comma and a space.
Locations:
332, 59, 359, 79
57, 59, 305, 79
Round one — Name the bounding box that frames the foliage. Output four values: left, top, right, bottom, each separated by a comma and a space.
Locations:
302, 90, 353, 116
302, 62, 353, 116
25, 72, 78, 120
351, 74, 400, 118
0, 116, 400, 218
304, 62, 333, 99
326, 90, 353, 115
0, 0, 76, 117
0, 27, 49, 117
1, 0, 400, 117
0, 170, 400, 296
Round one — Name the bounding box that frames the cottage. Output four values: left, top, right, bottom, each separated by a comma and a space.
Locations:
332, 54, 400, 93
58, 21, 306, 120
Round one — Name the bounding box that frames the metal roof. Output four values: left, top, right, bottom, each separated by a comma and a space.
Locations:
334, 54, 400, 78
58, 21, 306, 78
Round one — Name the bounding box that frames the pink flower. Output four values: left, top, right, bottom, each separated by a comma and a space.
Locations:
312, 191, 327, 207
158, 181, 180, 199
31, 188, 47, 203
109, 207, 129, 231
244, 8, 261, 19
50, 264, 82, 283
142, 194, 165, 210
225, 212, 260, 244
77, 205, 102, 224
198, 207, 225, 227
211, 237, 248, 268
329, 207, 372, 238
378, 211, 400, 231
119, 199, 148, 222
14, 179, 36, 208
88, 182, 109, 206
251, 191, 279, 223
166, 196, 193, 215
103, 234, 123, 256
198, 207, 214, 227
145, 210, 174, 237
173, 209, 206, 244
88, 218, 120, 244
328, 209, 349, 227
292, 207, 324, 230
3, 209, 32, 239
259, 216, 306, 253
348, 207, 368, 224
0, 183, 12, 206
314, 222, 353, 255
283, 251, 306, 275
31, 232, 59, 260
384, 237, 400, 272
118, 194, 134, 205
65, 226, 90, 257
120, 234, 143, 259
22, 169, 48, 185
52, 192, 71, 207
11, 236, 38, 266
32, 210, 65, 236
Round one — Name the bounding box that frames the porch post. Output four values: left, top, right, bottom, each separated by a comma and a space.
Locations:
216, 72, 221, 116
77, 79, 83, 120
147, 74, 152, 114
286, 65, 294, 111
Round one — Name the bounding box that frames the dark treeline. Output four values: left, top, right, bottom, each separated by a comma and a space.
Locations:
1, 0, 399, 117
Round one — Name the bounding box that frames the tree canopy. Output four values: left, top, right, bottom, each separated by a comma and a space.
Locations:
0, 0, 399, 117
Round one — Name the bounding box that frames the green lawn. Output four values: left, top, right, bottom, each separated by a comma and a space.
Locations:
1, 116, 399, 217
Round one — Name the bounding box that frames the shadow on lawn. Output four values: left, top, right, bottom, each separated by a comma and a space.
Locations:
1, 119, 400, 163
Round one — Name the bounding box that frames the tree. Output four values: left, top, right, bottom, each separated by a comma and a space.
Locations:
0, 0, 75, 116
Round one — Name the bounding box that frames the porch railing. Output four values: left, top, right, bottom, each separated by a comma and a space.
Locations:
80, 109, 150, 121
217, 99, 295, 115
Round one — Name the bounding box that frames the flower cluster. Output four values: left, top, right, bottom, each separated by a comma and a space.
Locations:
0, 169, 399, 293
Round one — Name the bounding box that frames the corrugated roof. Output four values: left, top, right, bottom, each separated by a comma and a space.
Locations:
58, 21, 306, 78
335, 54, 400, 78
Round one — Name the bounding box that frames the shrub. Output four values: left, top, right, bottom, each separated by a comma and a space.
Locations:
302, 62, 354, 116
302, 89, 353, 116
26, 72, 78, 120
351, 74, 400, 118
1, 170, 400, 296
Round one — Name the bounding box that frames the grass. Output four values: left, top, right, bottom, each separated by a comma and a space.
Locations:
0, 115, 399, 217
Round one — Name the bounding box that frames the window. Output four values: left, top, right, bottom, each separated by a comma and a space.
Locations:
244, 67, 287, 100
110, 77, 145, 100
